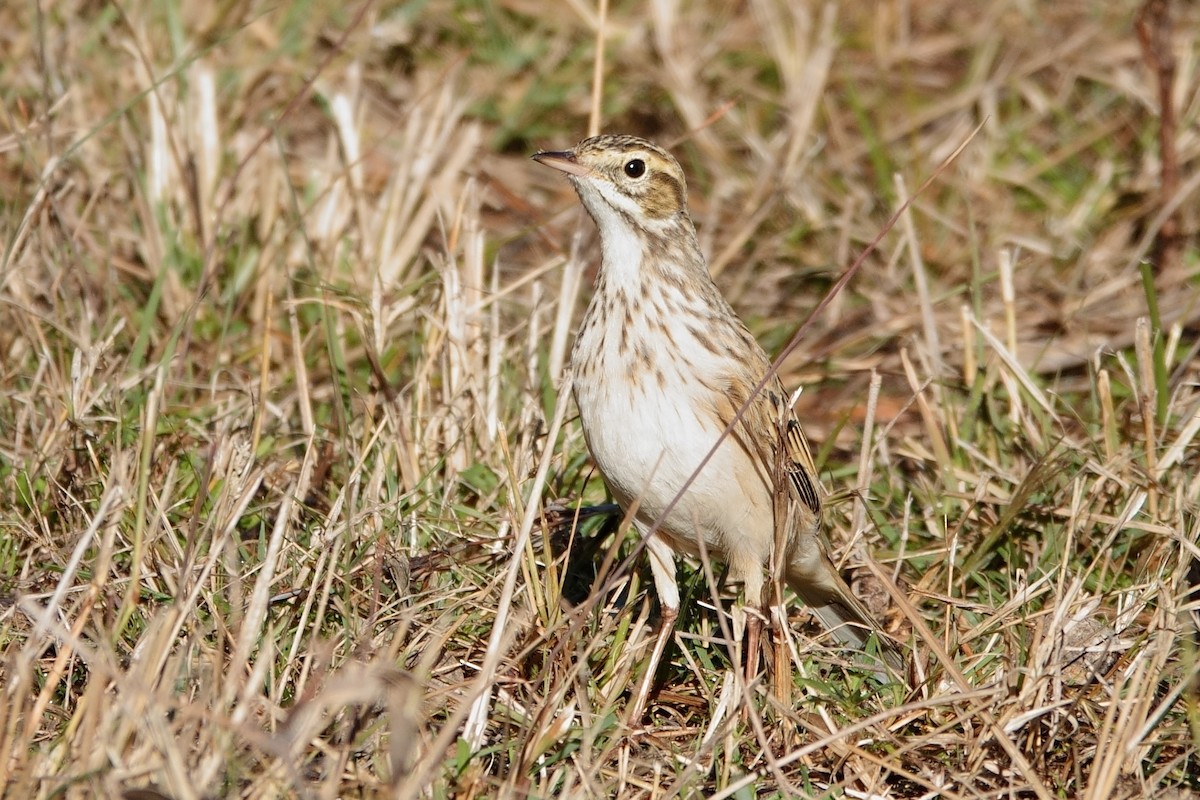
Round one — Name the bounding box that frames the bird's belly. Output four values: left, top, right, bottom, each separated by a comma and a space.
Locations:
573, 370, 770, 557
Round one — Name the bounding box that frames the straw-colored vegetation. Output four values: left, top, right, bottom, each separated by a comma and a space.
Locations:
2, 0, 1198, 797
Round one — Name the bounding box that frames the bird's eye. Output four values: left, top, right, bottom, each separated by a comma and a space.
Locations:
623, 158, 646, 178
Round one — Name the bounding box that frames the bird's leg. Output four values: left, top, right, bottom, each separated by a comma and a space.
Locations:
744, 605, 763, 688
769, 602, 793, 707
730, 566, 765, 709
628, 533, 680, 723
628, 604, 677, 723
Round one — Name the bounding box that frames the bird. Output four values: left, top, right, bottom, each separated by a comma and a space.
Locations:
532, 134, 903, 716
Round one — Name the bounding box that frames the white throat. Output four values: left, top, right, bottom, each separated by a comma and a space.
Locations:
573, 179, 646, 294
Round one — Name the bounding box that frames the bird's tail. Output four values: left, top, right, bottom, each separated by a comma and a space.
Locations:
789, 571, 906, 676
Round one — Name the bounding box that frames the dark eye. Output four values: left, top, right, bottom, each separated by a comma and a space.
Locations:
624, 158, 646, 178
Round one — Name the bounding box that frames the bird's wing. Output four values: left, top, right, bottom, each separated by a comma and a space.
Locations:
714, 369, 822, 516
712, 357, 906, 673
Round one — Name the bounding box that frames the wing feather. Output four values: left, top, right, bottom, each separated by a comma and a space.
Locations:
712, 367, 821, 517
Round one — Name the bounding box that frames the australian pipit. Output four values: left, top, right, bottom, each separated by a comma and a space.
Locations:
533, 134, 902, 715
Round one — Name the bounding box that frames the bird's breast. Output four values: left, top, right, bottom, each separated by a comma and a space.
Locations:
570, 299, 771, 548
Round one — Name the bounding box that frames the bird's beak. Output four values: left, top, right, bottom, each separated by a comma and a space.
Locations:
531, 149, 592, 178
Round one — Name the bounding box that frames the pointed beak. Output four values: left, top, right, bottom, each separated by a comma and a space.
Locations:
531, 149, 592, 178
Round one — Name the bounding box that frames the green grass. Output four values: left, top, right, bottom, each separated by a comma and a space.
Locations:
1, 0, 1199, 797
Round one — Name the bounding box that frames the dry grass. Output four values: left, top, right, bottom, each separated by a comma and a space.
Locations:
2, 0, 1199, 797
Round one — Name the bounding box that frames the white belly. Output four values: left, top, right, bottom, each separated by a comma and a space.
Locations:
571, 339, 772, 561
